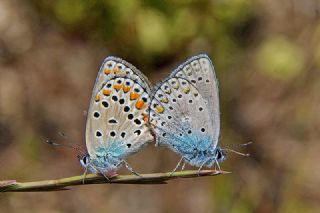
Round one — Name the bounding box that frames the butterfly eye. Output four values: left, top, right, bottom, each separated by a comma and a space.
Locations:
215, 149, 225, 161
81, 155, 89, 166
83, 156, 87, 164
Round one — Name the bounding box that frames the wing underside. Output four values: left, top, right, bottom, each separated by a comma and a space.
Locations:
85, 57, 153, 158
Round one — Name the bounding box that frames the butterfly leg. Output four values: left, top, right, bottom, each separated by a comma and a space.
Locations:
122, 160, 143, 178
95, 168, 110, 182
214, 159, 221, 171
181, 162, 186, 171
170, 156, 184, 176
82, 167, 88, 184
197, 159, 210, 176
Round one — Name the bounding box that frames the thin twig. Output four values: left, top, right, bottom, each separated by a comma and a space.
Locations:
0, 170, 229, 192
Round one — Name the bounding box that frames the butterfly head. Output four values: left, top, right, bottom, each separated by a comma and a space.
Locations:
79, 153, 90, 169
78, 153, 101, 173
214, 147, 227, 162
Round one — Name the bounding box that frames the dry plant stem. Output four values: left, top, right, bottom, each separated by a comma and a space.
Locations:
0, 170, 229, 192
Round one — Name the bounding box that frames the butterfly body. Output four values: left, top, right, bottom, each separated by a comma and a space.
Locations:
81, 145, 125, 173
169, 133, 215, 167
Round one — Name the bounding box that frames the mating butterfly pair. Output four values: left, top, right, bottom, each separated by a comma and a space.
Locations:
79, 54, 226, 178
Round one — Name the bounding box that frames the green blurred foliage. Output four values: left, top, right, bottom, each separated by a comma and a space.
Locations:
257, 36, 304, 81
32, 0, 256, 66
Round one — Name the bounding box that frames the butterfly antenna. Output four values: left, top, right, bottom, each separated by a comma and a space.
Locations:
238, 141, 253, 147
58, 131, 67, 138
55, 131, 88, 154
83, 110, 88, 117
45, 139, 86, 155
222, 148, 250, 157
221, 142, 252, 157
224, 141, 253, 149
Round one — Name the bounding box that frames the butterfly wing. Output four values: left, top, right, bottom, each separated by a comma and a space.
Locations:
169, 54, 220, 146
90, 56, 151, 103
150, 77, 216, 156
85, 57, 153, 159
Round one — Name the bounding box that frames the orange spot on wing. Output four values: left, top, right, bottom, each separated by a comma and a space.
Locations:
114, 83, 123, 91
130, 92, 140, 100
104, 68, 112, 75
135, 99, 146, 109
103, 89, 112, 96
142, 113, 149, 123
95, 94, 101, 102
123, 86, 131, 93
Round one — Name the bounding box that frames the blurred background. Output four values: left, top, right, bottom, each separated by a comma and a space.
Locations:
0, 0, 319, 212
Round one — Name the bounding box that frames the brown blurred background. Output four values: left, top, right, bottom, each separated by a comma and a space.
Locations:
0, 0, 319, 212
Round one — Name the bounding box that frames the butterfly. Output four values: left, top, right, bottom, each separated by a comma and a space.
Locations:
80, 56, 154, 179
149, 54, 226, 172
